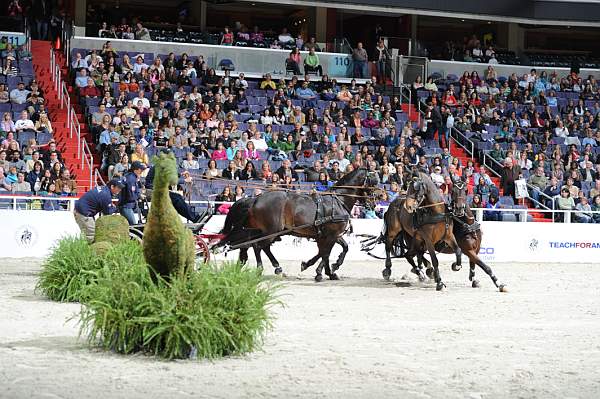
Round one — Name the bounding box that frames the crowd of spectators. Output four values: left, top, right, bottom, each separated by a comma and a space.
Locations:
67, 35, 600, 221
0, 42, 78, 208
414, 63, 600, 222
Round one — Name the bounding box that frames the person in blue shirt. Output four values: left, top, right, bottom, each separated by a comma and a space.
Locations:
295, 81, 317, 107
314, 172, 333, 192
74, 69, 90, 88
119, 161, 146, 225
383, 127, 400, 148
74, 179, 124, 242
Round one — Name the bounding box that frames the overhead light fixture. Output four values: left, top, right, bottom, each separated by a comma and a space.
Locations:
461, 19, 465, 22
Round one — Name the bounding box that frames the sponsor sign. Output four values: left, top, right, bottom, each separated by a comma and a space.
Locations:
1, 210, 598, 263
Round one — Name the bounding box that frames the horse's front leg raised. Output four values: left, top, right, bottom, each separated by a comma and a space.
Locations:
331, 237, 348, 272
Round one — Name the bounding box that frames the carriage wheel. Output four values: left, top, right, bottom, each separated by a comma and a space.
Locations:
195, 236, 210, 263
129, 227, 144, 243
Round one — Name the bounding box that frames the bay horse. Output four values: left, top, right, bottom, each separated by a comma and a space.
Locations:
389, 170, 462, 291
422, 181, 507, 291
218, 168, 378, 281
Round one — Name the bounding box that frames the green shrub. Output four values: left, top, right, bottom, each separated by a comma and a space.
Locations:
36, 236, 102, 302
79, 259, 280, 360
94, 214, 130, 244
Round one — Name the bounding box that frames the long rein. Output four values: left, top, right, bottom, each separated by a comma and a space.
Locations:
188, 174, 377, 199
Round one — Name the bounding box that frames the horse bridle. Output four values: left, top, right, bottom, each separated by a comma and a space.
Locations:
450, 181, 467, 217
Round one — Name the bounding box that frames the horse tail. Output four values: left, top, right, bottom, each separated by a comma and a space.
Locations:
217, 197, 255, 247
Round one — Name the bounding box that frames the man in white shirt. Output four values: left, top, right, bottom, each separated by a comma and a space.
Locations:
10, 82, 30, 104
430, 166, 445, 187
330, 149, 350, 171
250, 130, 268, 151
235, 73, 248, 90
71, 53, 89, 70
15, 111, 35, 132
132, 90, 150, 109
132, 56, 148, 74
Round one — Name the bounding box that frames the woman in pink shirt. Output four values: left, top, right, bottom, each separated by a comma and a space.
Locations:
211, 142, 228, 160
243, 141, 261, 160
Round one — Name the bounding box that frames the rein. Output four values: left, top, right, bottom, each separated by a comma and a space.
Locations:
190, 173, 377, 199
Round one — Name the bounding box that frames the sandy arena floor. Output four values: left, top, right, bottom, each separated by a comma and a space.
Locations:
1, 258, 599, 399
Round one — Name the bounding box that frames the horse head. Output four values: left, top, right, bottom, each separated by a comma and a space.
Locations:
404, 174, 426, 213
450, 178, 468, 217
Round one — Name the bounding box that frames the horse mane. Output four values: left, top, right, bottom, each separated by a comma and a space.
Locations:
414, 170, 445, 205
333, 167, 366, 187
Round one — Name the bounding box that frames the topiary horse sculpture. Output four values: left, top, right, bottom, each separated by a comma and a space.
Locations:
143, 152, 195, 281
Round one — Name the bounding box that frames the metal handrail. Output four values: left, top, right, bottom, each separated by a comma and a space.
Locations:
94, 169, 105, 188
451, 127, 475, 160
71, 106, 81, 157
81, 138, 93, 189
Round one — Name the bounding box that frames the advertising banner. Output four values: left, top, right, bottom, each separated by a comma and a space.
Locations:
1, 209, 598, 263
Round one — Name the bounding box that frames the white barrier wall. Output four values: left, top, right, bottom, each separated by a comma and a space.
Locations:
202, 216, 600, 264
0, 210, 81, 258
71, 36, 355, 78
1, 210, 599, 263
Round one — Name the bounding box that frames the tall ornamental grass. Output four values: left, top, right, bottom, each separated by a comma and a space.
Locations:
36, 236, 102, 302
79, 247, 280, 360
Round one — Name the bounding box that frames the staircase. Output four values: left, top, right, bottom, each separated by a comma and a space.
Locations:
31, 40, 98, 192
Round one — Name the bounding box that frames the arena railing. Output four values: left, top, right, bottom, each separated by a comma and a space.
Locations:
1, 196, 595, 223
0, 194, 79, 211
81, 138, 93, 188
450, 127, 475, 160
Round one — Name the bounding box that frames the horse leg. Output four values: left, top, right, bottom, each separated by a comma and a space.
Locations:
383, 238, 394, 280
252, 245, 264, 270
331, 237, 348, 272
448, 237, 463, 272
469, 261, 479, 288
405, 242, 426, 282
239, 248, 249, 265
473, 256, 506, 292
419, 254, 434, 279
425, 239, 445, 291
262, 244, 283, 275
315, 239, 336, 282
300, 252, 321, 272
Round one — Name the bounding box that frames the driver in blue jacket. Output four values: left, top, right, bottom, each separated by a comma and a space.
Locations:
74, 179, 124, 242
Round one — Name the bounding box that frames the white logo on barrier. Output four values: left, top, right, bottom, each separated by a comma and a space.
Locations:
14, 225, 38, 248
529, 239, 539, 252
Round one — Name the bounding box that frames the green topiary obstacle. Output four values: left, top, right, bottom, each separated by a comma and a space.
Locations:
93, 214, 129, 244
143, 152, 195, 281
79, 256, 280, 360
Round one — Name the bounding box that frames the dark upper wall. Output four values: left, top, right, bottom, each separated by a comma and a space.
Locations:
308, 0, 600, 24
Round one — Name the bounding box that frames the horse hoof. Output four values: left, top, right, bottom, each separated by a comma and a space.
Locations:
314, 274, 323, 282
382, 268, 391, 281
499, 284, 508, 293
274, 267, 283, 275
426, 268, 434, 278
300, 262, 308, 272
451, 262, 462, 272
472, 280, 480, 288
329, 273, 339, 281
331, 263, 340, 272
436, 282, 446, 291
